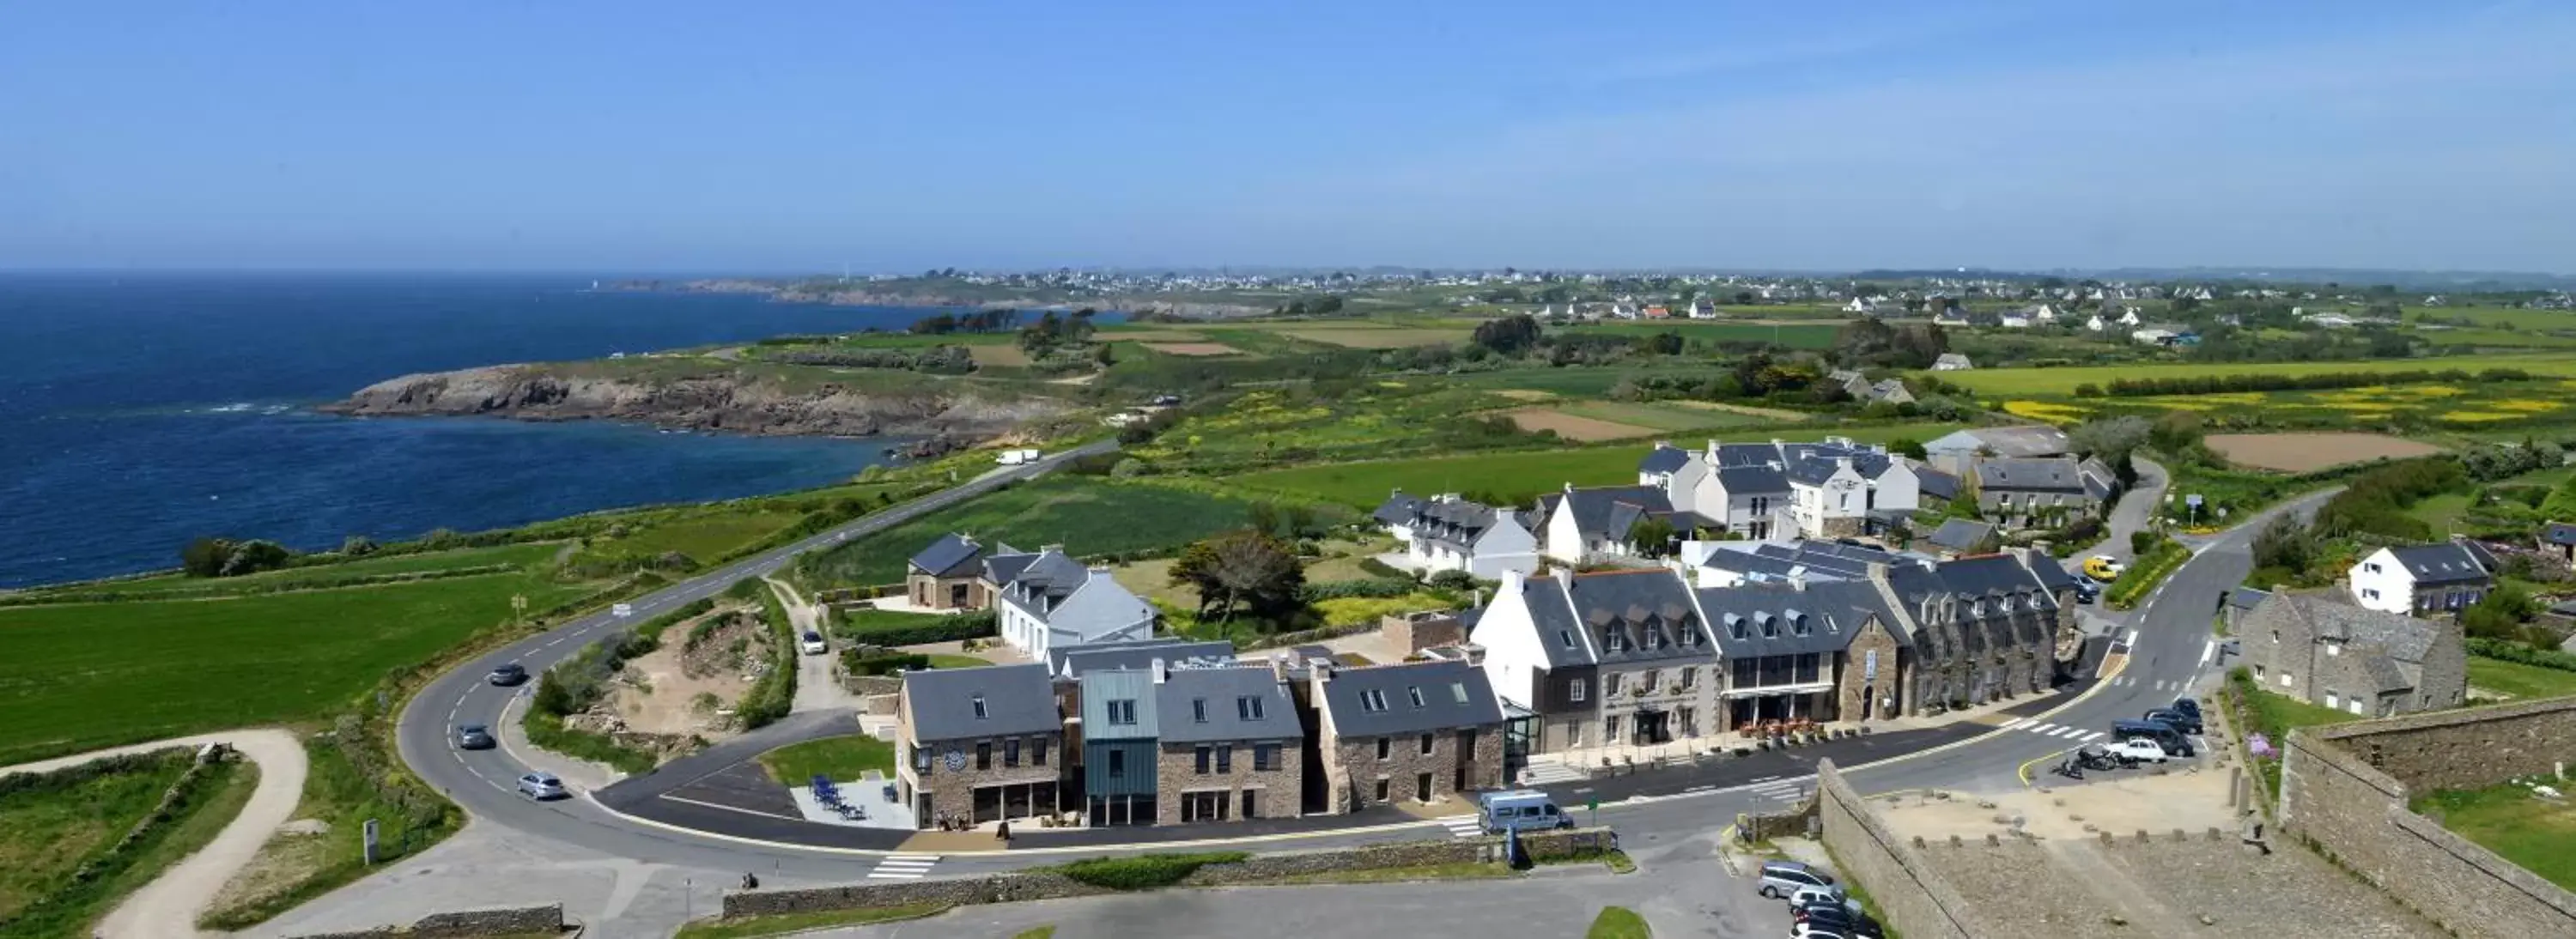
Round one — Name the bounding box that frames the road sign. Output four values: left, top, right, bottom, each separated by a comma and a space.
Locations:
2185, 494, 2203, 508
363, 818, 380, 865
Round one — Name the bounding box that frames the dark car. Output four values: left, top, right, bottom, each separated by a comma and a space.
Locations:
2171, 696, 2203, 720
2074, 581, 2101, 604
488, 663, 528, 687
454, 724, 495, 749
2144, 706, 2203, 736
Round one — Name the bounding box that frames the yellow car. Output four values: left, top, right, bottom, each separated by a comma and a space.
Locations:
2084, 555, 2128, 582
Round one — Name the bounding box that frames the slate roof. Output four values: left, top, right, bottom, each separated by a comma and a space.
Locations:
1883, 554, 2056, 609
1927, 426, 2070, 458
906, 663, 1059, 741
1078, 669, 1160, 740
2228, 587, 2273, 611
1317, 658, 1504, 737
2360, 653, 2415, 694
1714, 464, 1791, 494
1049, 638, 1236, 678
1540, 485, 1677, 542
1975, 457, 2087, 492
2264, 593, 2443, 664
1504, 574, 1595, 669
1157, 667, 1303, 743
2544, 523, 2576, 547
982, 549, 1041, 588
1406, 498, 1510, 553
909, 533, 986, 579
1699, 578, 1905, 657
1916, 468, 1962, 501
1638, 445, 1693, 476
1927, 518, 1996, 552
2383, 542, 2494, 585
1560, 569, 1711, 665
1374, 491, 1427, 527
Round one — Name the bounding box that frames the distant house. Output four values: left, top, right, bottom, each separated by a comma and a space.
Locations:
1379, 493, 1540, 579
907, 533, 997, 611
2236, 592, 2465, 717
1537, 483, 1707, 564
1154, 664, 1305, 825
1998, 312, 2032, 329
2085, 313, 2109, 332
1973, 457, 2101, 528
1922, 426, 2072, 475
2540, 522, 2576, 565
1931, 353, 1974, 371
2348, 542, 2497, 615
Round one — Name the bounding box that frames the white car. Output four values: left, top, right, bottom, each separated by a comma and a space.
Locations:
611, 603, 634, 617
799, 631, 829, 655
2106, 738, 2169, 764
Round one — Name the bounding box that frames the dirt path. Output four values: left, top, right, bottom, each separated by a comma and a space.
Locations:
0, 729, 307, 939
769, 578, 866, 713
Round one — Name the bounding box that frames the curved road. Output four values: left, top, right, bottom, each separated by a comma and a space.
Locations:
390, 447, 2330, 884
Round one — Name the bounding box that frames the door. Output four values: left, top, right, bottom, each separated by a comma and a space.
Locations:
1241, 789, 1258, 820
1415, 772, 1433, 803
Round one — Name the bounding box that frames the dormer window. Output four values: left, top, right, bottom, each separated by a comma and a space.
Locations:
1681, 623, 1702, 646
1602, 627, 1630, 653
971, 695, 988, 719
1759, 614, 1778, 639
1407, 686, 1426, 708
1726, 614, 1747, 640
1791, 614, 1810, 637
1559, 630, 1576, 649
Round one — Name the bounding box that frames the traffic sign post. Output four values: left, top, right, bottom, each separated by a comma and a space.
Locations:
1588, 796, 1600, 827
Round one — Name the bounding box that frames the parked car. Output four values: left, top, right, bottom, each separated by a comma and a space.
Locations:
2111, 718, 2195, 757
2170, 696, 2204, 721
1757, 860, 1838, 900
799, 631, 829, 655
517, 772, 568, 800
453, 724, 495, 750
1786, 884, 1851, 912
487, 663, 528, 687
2084, 555, 2127, 582
2144, 706, 2203, 736
2074, 580, 2101, 604
612, 603, 635, 617
1478, 790, 1573, 834
2106, 738, 2168, 764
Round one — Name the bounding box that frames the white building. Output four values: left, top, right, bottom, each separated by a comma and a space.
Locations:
1371, 492, 1540, 579
2348, 542, 2497, 615
994, 553, 1158, 661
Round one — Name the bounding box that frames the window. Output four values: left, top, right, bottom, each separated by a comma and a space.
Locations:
1451, 682, 1470, 705
975, 742, 992, 770
1558, 630, 1576, 649
2366, 562, 2383, 573
1032, 737, 1048, 766
1569, 679, 1587, 702
1108, 700, 1137, 725
1606, 716, 1622, 742
1376, 736, 1392, 760
1004, 738, 1020, 767
1361, 689, 1389, 712
1602, 627, 1629, 653
1419, 732, 1436, 755
1680, 623, 1701, 646
1216, 744, 1232, 773
2364, 589, 2381, 600
1571, 722, 1584, 747
1727, 615, 1747, 640
1108, 748, 1126, 778
971, 695, 987, 719
1606, 673, 1624, 695
1679, 706, 1698, 736
2324, 644, 2340, 657
1254, 743, 1279, 771
1679, 667, 1697, 689
1409, 686, 1426, 708
1238, 695, 1265, 721
913, 747, 931, 773
1193, 699, 1208, 723
1759, 615, 1777, 639
1639, 669, 1659, 693
1195, 745, 1212, 774
2279, 673, 2293, 688
1374, 778, 1390, 802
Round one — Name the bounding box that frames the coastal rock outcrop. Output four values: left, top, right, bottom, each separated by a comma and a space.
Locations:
322, 363, 1065, 439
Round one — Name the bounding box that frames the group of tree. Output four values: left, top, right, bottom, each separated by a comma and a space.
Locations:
908, 308, 1020, 335
1168, 529, 1308, 627
1828, 318, 1950, 370
1018, 308, 1099, 355
2069, 416, 2153, 488
1470, 314, 1543, 355
2311, 457, 2467, 541
179, 536, 295, 578
2074, 367, 2525, 399
2459, 439, 2566, 483
769, 345, 975, 374
1273, 296, 1346, 317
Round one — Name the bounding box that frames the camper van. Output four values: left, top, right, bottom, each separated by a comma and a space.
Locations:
996, 448, 1042, 466
1477, 790, 1571, 834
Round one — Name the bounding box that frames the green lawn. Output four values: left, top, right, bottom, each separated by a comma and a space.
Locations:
0, 572, 593, 765
672, 903, 947, 939
923, 654, 993, 669
35, 542, 567, 597
1931, 353, 2576, 397
1552, 401, 1782, 432
1586, 906, 1652, 939
756, 736, 896, 785
2415, 783, 2576, 892
593, 512, 803, 565
2409, 306, 2576, 332
2466, 656, 2576, 700
0, 748, 257, 937
798, 479, 1257, 587
832, 607, 947, 637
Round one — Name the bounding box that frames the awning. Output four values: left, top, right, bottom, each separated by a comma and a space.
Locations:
1721, 682, 1835, 700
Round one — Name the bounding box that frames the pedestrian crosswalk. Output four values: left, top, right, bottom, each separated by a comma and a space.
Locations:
1438, 815, 1485, 838
1742, 775, 1811, 803
867, 853, 939, 880
1517, 761, 1587, 785
2108, 675, 2184, 692
1999, 718, 2107, 743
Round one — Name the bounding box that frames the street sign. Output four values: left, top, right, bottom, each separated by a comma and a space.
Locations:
2185, 494, 2204, 508
362, 819, 380, 865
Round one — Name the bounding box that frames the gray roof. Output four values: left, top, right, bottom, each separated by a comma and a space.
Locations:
1917, 468, 1961, 500
995, 549, 1093, 620
1884, 554, 2056, 608
2262, 593, 2443, 664
1929, 426, 2069, 458
2361, 653, 2415, 694
906, 663, 1059, 741
1638, 445, 1692, 475
1560, 569, 1711, 665
1050, 638, 1237, 678
2229, 587, 2273, 610
1498, 574, 1595, 669
1157, 667, 1303, 744
2384, 543, 2493, 585
1079, 669, 1160, 740
1714, 464, 1790, 494
1540, 485, 1676, 542
982, 546, 1040, 587
1927, 519, 1996, 552
1406, 498, 1510, 553
1975, 457, 2086, 493
1374, 491, 1427, 526
1699, 579, 1903, 657
1317, 659, 1503, 737
909, 533, 984, 579
2544, 523, 2576, 547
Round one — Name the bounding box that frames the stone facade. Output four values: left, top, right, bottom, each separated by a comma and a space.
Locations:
895, 730, 1066, 828
1814, 514, 1867, 540
906, 572, 987, 611
1813, 760, 1981, 939
2239, 592, 2467, 718
1382, 610, 1466, 655
1836, 615, 1906, 722
286, 905, 562, 939
1153, 739, 1303, 824
2281, 699, 2576, 937
1321, 724, 1505, 814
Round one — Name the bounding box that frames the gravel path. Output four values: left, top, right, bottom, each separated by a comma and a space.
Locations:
0, 729, 308, 939
774, 577, 866, 714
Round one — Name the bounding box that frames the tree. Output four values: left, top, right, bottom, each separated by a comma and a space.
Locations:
180, 536, 230, 578
1168, 530, 1307, 627
1247, 501, 1282, 536
341, 535, 379, 556
1887, 437, 1928, 460
1470, 314, 1542, 356
1626, 517, 1679, 559
2462, 582, 2539, 639
2147, 411, 2205, 457
2251, 514, 2315, 575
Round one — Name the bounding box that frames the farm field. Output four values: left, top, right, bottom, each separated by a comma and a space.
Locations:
967, 342, 1034, 367
2408, 306, 2576, 331
1933, 354, 2576, 397
1268, 327, 1472, 348
1140, 342, 1244, 356
1560, 320, 1840, 350
588, 511, 804, 565
29, 542, 568, 597
2414, 327, 2576, 349
796, 478, 1259, 586
0, 570, 592, 764
1500, 407, 1658, 442
2001, 376, 2576, 432
1545, 401, 1786, 433
2203, 433, 2445, 473
1662, 399, 1811, 421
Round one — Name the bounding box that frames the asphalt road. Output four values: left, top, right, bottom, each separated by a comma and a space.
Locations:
390, 443, 2332, 884
394, 441, 1117, 882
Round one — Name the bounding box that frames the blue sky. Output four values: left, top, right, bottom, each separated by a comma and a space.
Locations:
2, 1, 2569, 273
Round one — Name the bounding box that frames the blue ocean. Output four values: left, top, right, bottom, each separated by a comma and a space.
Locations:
0, 273, 968, 588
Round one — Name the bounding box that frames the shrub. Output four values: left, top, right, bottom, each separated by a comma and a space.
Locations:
1299, 578, 1420, 601
1056, 851, 1249, 890
2129, 530, 2157, 554
843, 651, 931, 676
845, 609, 998, 646
1426, 569, 1481, 592
2466, 637, 2576, 672
1355, 556, 1413, 581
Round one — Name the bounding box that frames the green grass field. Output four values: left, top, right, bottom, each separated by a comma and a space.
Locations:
1932, 354, 2576, 397
2409, 306, 2576, 332
757, 736, 896, 784
0, 748, 257, 937
2415, 783, 2576, 891
587, 511, 802, 564
33, 542, 568, 597
0, 572, 592, 764
2465, 656, 2576, 700
1549, 401, 1783, 432
798, 478, 1257, 586
1558, 320, 1840, 349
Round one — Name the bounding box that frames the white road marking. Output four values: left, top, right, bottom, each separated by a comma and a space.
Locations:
2001, 718, 2032, 730
2050, 726, 2083, 738
1439, 816, 1485, 838
2081, 731, 2107, 742
869, 854, 939, 880
2123, 629, 2139, 646
2199, 639, 2219, 667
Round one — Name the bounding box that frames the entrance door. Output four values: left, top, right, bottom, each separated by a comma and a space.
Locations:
1415, 772, 1433, 803
1241, 789, 1259, 820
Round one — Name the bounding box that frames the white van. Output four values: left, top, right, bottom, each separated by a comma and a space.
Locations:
1477, 790, 1571, 834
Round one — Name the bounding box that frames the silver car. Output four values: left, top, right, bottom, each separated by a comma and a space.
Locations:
516, 772, 568, 800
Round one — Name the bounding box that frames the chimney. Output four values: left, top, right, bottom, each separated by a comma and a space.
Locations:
1836, 456, 1854, 472
1866, 561, 1892, 588
1705, 439, 1722, 460
1041, 543, 1066, 554
1500, 568, 1525, 597
1308, 661, 1335, 703
1789, 569, 1808, 591
1269, 651, 1293, 685
1151, 658, 1169, 684
1563, 482, 1576, 494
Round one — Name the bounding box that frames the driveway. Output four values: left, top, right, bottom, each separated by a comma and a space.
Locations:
773, 578, 866, 714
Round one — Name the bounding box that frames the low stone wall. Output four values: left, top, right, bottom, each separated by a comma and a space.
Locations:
722, 831, 1614, 919
1738, 797, 1818, 842
1814, 760, 1982, 939
2281, 700, 2576, 937
288, 904, 562, 938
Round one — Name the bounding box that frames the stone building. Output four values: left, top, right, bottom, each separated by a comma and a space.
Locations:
2237, 591, 2467, 717
1154, 665, 1303, 824
903, 532, 999, 611
1878, 549, 2077, 712
1697, 577, 1908, 727
1470, 567, 1722, 754
895, 663, 1065, 828
1312, 658, 1505, 813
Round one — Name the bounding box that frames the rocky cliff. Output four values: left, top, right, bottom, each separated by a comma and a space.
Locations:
321, 364, 1066, 440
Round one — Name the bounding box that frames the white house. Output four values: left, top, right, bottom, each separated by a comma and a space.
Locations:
2348, 542, 2497, 615
1931, 353, 1974, 371
1387, 494, 1540, 579
1537, 484, 1692, 565
994, 554, 1158, 661
1637, 439, 1918, 542
2031, 304, 2060, 324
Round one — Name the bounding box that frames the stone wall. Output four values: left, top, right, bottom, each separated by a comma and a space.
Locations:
1813, 760, 1982, 939
2280, 699, 2576, 937
288, 904, 562, 938
1382, 611, 1465, 654
1152, 739, 1302, 824
720, 833, 1614, 919
1322, 724, 1504, 814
